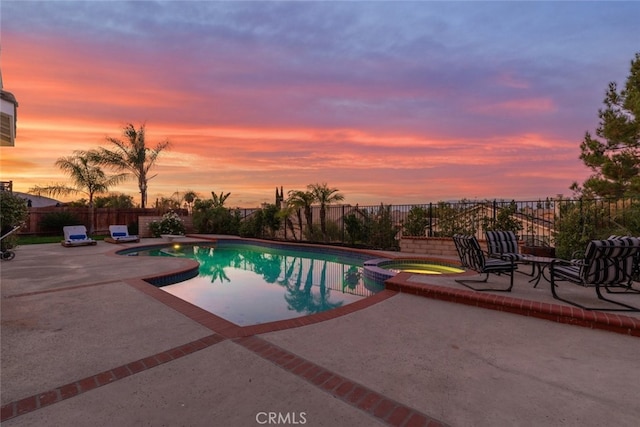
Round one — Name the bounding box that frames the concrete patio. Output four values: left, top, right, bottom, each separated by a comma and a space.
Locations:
1, 238, 639, 427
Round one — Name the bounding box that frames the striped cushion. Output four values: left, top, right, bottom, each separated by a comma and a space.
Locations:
553, 264, 582, 282
579, 237, 640, 285
486, 231, 521, 260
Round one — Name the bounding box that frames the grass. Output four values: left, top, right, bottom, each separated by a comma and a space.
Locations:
17, 235, 107, 245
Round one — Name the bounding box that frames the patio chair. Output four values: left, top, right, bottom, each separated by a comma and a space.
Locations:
453, 234, 516, 292
61, 225, 97, 247
485, 230, 525, 261
549, 237, 640, 311
105, 225, 140, 244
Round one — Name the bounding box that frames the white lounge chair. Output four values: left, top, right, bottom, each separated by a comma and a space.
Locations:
61, 225, 97, 247
105, 225, 140, 244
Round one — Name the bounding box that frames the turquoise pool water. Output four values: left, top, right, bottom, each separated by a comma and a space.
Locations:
125, 242, 383, 326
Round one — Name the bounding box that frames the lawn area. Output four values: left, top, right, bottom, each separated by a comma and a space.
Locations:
17, 235, 107, 245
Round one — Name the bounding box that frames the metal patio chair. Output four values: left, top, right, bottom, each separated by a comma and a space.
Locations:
549, 237, 640, 311
453, 234, 516, 292
485, 230, 525, 261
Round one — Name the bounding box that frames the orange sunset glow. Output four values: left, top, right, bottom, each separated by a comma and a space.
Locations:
2, 1, 639, 207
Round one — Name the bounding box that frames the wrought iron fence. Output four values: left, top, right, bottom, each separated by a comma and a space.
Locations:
261, 197, 640, 254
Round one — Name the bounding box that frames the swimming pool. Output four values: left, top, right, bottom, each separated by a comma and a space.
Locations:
122, 241, 384, 326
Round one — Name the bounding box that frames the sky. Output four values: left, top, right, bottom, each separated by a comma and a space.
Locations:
1, 1, 639, 207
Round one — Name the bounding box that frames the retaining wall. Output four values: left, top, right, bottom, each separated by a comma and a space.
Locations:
399, 236, 459, 258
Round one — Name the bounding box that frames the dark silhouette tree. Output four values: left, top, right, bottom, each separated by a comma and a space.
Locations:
575, 52, 640, 198
30, 152, 127, 233
89, 124, 171, 208
287, 189, 316, 237
308, 183, 344, 240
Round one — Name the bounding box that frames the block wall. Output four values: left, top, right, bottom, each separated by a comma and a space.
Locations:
138, 215, 194, 238
399, 237, 460, 258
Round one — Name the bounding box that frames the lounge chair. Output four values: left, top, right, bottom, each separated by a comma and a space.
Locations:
105, 225, 140, 244
61, 225, 97, 247
453, 234, 517, 292
549, 237, 640, 311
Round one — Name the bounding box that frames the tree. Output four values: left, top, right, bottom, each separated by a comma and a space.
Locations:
308, 183, 344, 241
287, 189, 316, 237
182, 190, 199, 213
89, 123, 171, 208
211, 191, 231, 208
30, 152, 127, 233
93, 193, 135, 208
575, 52, 640, 198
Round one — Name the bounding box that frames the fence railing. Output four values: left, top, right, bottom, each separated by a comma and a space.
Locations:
264, 198, 640, 253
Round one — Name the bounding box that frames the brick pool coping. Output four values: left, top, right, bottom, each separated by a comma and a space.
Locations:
386, 272, 640, 337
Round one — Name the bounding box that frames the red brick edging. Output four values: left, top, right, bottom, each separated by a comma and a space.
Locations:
0, 334, 225, 423
235, 335, 448, 427
386, 274, 640, 337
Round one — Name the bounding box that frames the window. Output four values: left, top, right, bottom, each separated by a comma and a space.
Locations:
0, 112, 14, 146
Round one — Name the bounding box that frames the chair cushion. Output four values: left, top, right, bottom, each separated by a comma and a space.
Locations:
553, 265, 582, 282
486, 230, 519, 256
113, 232, 127, 237
581, 238, 640, 284
69, 234, 87, 240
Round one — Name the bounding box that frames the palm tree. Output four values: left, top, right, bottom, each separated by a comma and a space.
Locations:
287, 190, 316, 238
277, 204, 298, 240
30, 152, 127, 233
89, 123, 171, 208
309, 183, 344, 240
182, 190, 199, 213
211, 191, 231, 208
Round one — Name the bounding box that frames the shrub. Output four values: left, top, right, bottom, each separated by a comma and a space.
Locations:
39, 211, 81, 235
403, 206, 430, 236
192, 199, 241, 234
0, 192, 29, 250
344, 213, 365, 244
148, 211, 185, 237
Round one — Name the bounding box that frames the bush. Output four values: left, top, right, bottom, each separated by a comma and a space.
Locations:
192, 200, 241, 234
94, 194, 135, 208
403, 206, 430, 236
39, 211, 81, 235
0, 192, 29, 250
239, 211, 263, 238
148, 211, 186, 237
344, 213, 365, 244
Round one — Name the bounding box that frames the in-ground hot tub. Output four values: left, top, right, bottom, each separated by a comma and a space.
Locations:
363, 258, 465, 283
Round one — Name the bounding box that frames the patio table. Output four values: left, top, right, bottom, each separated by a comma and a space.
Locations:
520, 255, 559, 288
